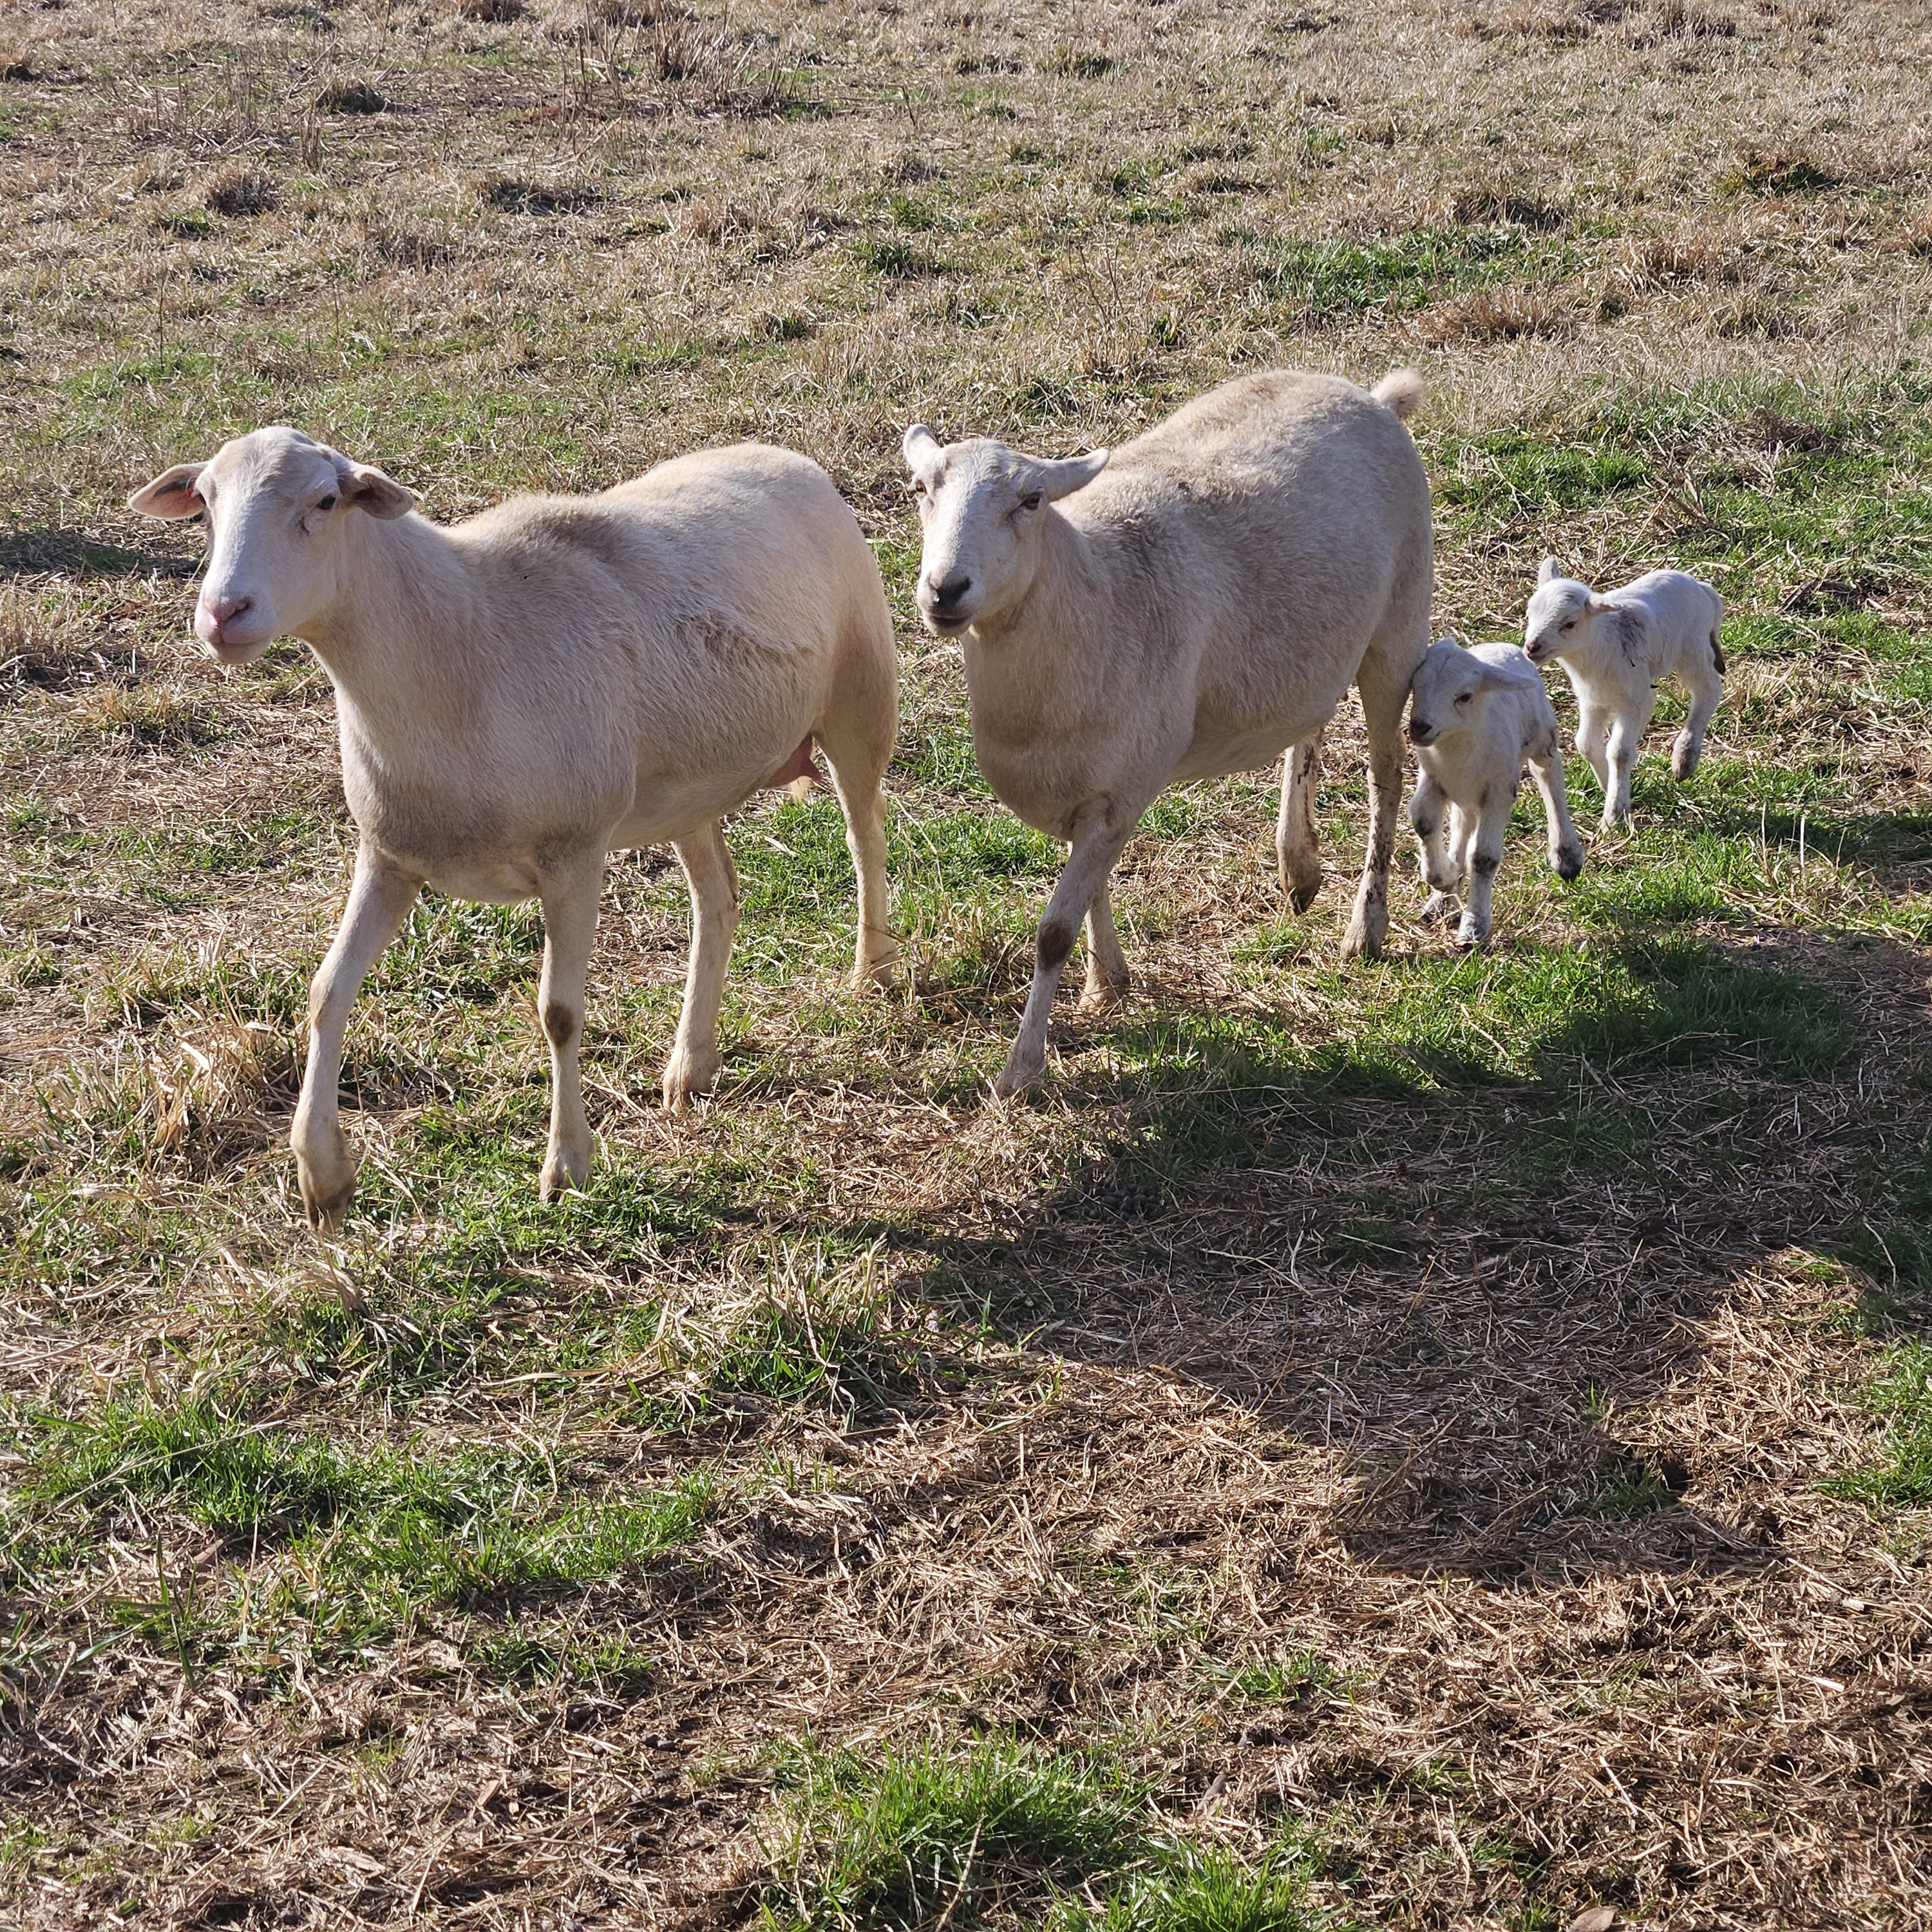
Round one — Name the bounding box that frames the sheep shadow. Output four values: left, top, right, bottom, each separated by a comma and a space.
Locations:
0, 525, 198, 580
908, 929, 1929, 1582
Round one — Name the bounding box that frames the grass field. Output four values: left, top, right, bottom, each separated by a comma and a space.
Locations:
4, 0, 1932, 1926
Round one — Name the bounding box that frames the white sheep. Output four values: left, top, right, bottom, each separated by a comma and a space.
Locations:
131, 427, 897, 1228
1405, 637, 1585, 947
1523, 561, 1725, 829
902, 367, 1434, 1096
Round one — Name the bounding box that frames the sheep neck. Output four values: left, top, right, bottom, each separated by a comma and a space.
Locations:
298, 513, 482, 750
969, 506, 1112, 685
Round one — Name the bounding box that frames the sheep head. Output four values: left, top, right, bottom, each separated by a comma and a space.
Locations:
901, 423, 1108, 637
1524, 558, 1619, 665
129, 427, 415, 664
1407, 637, 1521, 746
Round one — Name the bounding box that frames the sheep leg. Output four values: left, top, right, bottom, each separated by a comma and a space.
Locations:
291, 844, 422, 1231
1455, 791, 1513, 949
1408, 771, 1459, 918
535, 856, 607, 1200
1575, 699, 1612, 799
663, 819, 739, 1112
1340, 657, 1407, 961
996, 800, 1138, 1097
1079, 884, 1130, 1012
1274, 724, 1325, 911
1529, 750, 1586, 880
818, 712, 898, 987
1671, 658, 1723, 782
1602, 709, 1646, 829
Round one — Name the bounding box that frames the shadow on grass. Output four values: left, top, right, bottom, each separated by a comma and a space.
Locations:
0, 526, 199, 579
912, 933, 1920, 1582
1694, 805, 1932, 878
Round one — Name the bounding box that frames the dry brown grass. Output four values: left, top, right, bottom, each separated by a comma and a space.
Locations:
3, 0, 1931, 1927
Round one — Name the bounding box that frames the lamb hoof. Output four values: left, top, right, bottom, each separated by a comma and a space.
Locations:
1671, 741, 1701, 782
1339, 909, 1387, 961
1417, 891, 1454, 926
1455, 920, 1492, 951
1555, 845, 1585, 882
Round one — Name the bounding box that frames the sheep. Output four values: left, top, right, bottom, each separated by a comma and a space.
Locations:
129, 427, 897, 1229
1405, 637, 1585, 947
901, 367, 1434, 1097
1523, 561, 1725, 829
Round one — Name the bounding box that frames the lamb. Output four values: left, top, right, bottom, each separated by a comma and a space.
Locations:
1523, 561, 1725, 829
901, 366, 1434, 1096
1405, 637, 1585, 947
130, 428, 897, 1228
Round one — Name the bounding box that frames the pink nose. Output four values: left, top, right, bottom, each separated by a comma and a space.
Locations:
197, 594, 254, 640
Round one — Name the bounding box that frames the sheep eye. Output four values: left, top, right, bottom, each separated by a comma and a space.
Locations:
1454, 692, 1472, 705
317, 493, 337, 512
1019, 493, 1042, 512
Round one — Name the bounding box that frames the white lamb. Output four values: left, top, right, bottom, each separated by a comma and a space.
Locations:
1523, 561, 1725, 829
131, 428, 897, 1228
902, 367, 1434, 1096
1405, 638, 1585, 947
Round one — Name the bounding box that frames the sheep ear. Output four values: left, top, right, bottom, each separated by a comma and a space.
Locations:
128, 462, 207, 519
1586, 591, 1617, 612
902, 423, 944, 484
334, 455, 415, 520
1537, 556, 1562, 585
1035, 448, 1109, 500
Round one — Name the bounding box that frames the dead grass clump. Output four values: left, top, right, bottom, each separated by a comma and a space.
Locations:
1616, 232, 1746, 287
316, 77, 388, 115
200, 164, 278, 218
354, 211, 466, 268
1466, 2, 1602, 43
1722, 144, 1839, 194
1419, 285, 1577, 342
1449, 184, 1567, 230
1, 585, 104, 694
1633, 0, 1738, 37
475, 172, 598, 213
453, 0, 526, 17
1742, 405, 1841, 453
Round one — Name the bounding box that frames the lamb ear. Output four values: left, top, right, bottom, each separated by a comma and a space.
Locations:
1537, 556, 1562, 585
128, 462, 207, 520
332, 454, 415, 520
1035, 448, 1109, 500
1586, 591, 1617, 612
902, 423, 944, 484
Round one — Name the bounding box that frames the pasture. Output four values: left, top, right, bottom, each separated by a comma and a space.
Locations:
3, 0, 1931, 1925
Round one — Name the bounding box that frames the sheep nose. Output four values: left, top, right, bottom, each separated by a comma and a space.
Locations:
205, 593, 254, 629
929, 572, 973, 612
1408, 721, 1430, 743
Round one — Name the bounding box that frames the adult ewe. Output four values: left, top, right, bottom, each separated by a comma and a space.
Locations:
131, 428, 897, 1227
902, 368, 1433, 1096
1524, 561, 1725, 829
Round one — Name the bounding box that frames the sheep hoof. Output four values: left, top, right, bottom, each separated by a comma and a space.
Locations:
1671, 741, 1701, 781
991, 1055, 1046, 1099
1555, 845, 1585, 882
1455, 920, 1491, 951
295, 1132, 356, 1232
1077, 976, 1130, 1016
1339, 911, 1387, 961
540, 1144, 592, 1200
661, 1046, 723, 1112
1417, 891, 1454, 925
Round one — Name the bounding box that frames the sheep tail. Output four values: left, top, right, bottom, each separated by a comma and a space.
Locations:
1372, 367, 1426, 422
